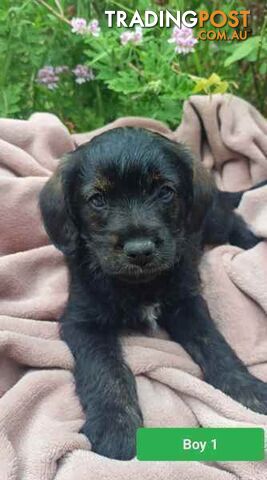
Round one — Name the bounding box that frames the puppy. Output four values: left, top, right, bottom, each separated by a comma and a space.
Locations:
40, 127, 267, 460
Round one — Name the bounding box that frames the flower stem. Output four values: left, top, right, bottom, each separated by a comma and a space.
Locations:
193, 51, 202, 76
34, 0, 71, 25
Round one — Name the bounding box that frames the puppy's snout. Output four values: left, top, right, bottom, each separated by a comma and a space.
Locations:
123, 239, 155, 266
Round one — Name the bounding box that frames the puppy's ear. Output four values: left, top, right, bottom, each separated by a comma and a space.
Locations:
39, 154, 79, 256
188, 160, 215, 233
171, 142, 215, 233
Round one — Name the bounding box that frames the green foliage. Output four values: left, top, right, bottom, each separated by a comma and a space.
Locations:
0, 1, 266, 131
224, 35, 267, 66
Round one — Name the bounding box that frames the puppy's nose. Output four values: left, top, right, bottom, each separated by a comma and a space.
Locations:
123, 239, 155, 265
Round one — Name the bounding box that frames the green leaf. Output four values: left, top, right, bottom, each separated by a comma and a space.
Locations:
0, 84, 22, 116
224, 36, 261, 67
106, 70, 141, 94
259, 63, 267, 75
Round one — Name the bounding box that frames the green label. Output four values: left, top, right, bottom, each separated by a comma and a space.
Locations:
137, 427, 265, 461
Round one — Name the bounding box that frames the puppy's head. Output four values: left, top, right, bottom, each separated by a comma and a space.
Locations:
40, 127, 214, 283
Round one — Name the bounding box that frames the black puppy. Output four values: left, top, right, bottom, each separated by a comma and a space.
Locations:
40, 127, 267, 460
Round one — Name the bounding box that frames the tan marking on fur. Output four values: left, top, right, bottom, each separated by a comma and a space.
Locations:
151, 172, 163, 182
94, 177, 112, 192
193, 160, 215, 193
190, 158, 216, 230
110, 234, 119, 246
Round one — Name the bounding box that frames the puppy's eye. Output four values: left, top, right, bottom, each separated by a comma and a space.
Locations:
89, 193, 106, 210
157, 185, 175, 203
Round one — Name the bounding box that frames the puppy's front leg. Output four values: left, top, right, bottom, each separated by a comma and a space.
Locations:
202, 181, 267, 249
61, 322, 143, 460
202, 200, 261, 249
164, 295, 267, 414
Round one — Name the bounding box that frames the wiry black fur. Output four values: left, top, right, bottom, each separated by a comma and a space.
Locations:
39, 127, 267, 460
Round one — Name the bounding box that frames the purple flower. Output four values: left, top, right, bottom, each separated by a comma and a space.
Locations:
71, 17, 101, 37
120, 31, 133, 46
36, 66, 59, 90
70, 17, 87, 35
168, 26, 198, 55
72, 65, 95, 84
120, 27, 143, 46
132, 26, 143, 44
87, 19, 101, 37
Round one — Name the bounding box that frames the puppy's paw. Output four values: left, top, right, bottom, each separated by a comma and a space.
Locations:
238, 230, 263, 250
216, 370, 267, 415
236, 378, 267, 415
229, 221, 263, 249
82, 407, 143, 460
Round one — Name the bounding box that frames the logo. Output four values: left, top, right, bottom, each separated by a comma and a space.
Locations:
105, 9, 251, 41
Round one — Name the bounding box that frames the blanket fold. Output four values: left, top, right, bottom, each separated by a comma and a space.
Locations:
0, 94, 267, 480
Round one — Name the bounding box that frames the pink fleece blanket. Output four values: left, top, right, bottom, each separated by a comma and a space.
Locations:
0, 94, 267, 480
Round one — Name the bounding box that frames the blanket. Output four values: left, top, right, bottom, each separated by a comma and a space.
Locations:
0, 94, 267, 480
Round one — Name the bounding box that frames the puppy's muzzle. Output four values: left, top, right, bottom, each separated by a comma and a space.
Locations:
123, 238, 155, 266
